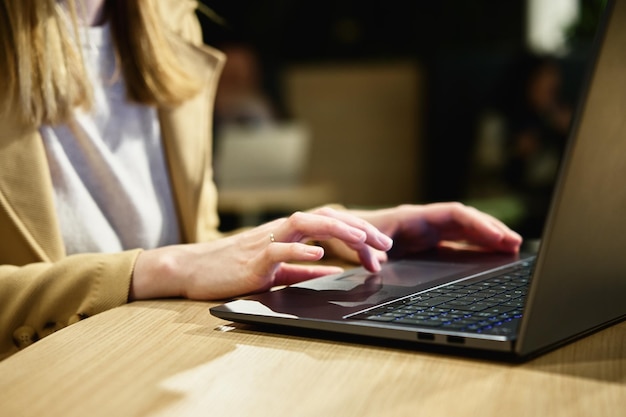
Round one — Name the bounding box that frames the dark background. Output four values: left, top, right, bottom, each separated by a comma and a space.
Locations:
197, 0, 606, 234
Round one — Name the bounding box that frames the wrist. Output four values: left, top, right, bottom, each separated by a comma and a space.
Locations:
129, 247, 184, 301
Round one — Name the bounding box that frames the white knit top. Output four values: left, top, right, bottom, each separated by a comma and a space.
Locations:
39, 22, 181, 255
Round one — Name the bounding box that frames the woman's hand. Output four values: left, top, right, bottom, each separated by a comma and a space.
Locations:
323, 202, 523, 264
130, 207, 393, 301
130, 203, 521, 302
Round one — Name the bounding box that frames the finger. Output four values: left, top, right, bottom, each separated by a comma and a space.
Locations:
311, 207, 394, 251
250, 241, 326, 280
374, 247, 389, 263
354, 244, 382, 272
273, 211, 392, 251
408, 203, 520, 253
460, 208, 523, 251
474, 210, 522, 239
271, 212, 364, 244
435, 204, 522, 251
321, 238, 389, 272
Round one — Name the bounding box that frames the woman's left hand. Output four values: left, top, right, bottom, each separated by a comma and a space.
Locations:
321, 202, 523, 264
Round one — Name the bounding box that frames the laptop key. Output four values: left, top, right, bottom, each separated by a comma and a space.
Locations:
411, 296, 456, 307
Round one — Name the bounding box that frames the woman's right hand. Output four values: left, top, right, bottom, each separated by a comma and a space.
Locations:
129, 207, 393, 301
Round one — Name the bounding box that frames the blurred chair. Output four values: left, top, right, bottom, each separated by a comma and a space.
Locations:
215, 122, 311, 188
215, 122, 338, 228
283, 61, 422, 208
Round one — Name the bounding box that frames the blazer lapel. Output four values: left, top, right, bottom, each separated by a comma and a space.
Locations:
158, 39, 225, 242
0, 119, 65, 262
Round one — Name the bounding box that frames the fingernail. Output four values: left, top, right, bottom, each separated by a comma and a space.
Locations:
378, 234, 393, 249
304, 245, 324, 258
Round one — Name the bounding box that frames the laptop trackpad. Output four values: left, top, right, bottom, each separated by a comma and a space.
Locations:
241, 251, 521, 320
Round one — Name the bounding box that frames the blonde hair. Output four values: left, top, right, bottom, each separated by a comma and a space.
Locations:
0, 0, 202, 126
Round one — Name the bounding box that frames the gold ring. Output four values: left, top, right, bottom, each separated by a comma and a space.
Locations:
269, 233, 275, 243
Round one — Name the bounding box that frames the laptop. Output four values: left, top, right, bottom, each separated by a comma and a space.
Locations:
210, 0, 626, 361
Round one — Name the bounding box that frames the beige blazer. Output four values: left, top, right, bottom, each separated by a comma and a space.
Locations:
0, 0, 225, 360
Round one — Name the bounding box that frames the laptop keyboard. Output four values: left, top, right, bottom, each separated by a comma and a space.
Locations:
353, 259, 534, 336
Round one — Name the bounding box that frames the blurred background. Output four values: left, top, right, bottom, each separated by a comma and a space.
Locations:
196, 0, 607, 238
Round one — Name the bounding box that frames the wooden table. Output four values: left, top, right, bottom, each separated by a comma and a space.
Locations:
0, 299, 624, 417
